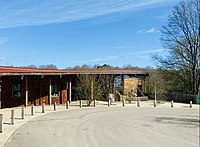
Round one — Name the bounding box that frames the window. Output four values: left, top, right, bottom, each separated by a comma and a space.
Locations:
52, 84, 58, 97
12, 83, 22, 98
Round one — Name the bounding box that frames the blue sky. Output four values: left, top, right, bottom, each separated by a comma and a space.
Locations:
0, 0, 179, 69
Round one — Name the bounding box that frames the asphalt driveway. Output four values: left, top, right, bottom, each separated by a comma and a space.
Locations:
5, 106, 199, 147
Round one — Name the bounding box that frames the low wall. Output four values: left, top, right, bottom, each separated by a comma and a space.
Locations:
120, 95, 148, 101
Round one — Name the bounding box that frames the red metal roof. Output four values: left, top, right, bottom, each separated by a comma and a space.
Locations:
0, 66, 148, 75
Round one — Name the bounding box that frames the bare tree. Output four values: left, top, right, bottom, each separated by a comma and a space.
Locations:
73, 74, 115, 106
73, 74, 94, 105
155, 0, 200, 94
145, 69, 169, 101
39, 64, 57, 69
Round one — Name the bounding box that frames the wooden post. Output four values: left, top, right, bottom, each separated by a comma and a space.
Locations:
113, 77, 116, 98
39, 79, 42, 105
66, 82, 68, 103
42, 103, 45, 113
21, 105, 25, 119
69, 78, 72, 103
154, 100, 156, 107
137, 99, 140, 107
0, 114, 2, 133
11, 110, 14, 125
49, 78, 52, 105
144, 79, 147, 94
171, 100, 174, 108
122, 99, 125, 107
91, 80, 94, 101
54, 102, 57, 111
31, 104, 34, 115
80, 100, 82, 108
25, 77, 28, 107
108, 100, 111, 107
66, 101, 69, 109
154, 84, 157, 104
0, 79, 2, 109
94, 99, 96, 107
190, 101, 192, 108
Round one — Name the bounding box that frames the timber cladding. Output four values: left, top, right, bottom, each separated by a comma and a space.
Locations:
123, 78, 145, 96
1, 76, 25, 108
0, 67, 148, 108
1, 75, 67, 108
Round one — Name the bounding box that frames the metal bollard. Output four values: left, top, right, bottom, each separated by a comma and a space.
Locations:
122, 99, 125, 107
54, 102, 57, 111
66, 101, 69, 109
137, 99, 140, 107
108, 100, 111, 107
171, 100, 174, 108
94, 99, 96, 107
80, 100, 82, 108
190, 101, 192, 108
42, 103, 45, 113
154, 100, 156, 107
11, 110, 14, 125
0, 114, 3, 133
21, 105, 25, 119
31, 104, 34, 115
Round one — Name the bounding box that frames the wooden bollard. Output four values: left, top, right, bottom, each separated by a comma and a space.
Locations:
122, 99, 125, 107
190, 101, 192, 108
66, 101, 69, 109
171, 100, 174, 108
80, 100, 82, 108
154, 100, 156, 107
0, 114, 3, 133
137, 99, 140, 107
94, 99, 96, 107
11, 110, 14, 125
21, 105, 25, 119
108, 100, 111, 107
42, 103, 45, 113
54, 102, 57, 111
31, 104, 34, 115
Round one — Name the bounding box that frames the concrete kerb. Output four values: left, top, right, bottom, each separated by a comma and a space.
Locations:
0, 100, 199, 147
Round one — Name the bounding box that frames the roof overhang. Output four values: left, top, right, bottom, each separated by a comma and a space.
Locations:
0, 66, 149, 76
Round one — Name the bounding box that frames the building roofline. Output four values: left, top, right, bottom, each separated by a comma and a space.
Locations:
0, 66, 148, 76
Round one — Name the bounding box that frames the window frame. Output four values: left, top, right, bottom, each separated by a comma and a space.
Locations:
51, 84, 59, 97
12, 83, 23, 98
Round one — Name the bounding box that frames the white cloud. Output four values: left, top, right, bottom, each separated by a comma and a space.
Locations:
112, 45, 132, 49
0, 56, 8, 62
79, 48, 165, 63
0, 0, 172, 28
137, 28, 160, 34
146, 28, 160, 33
137, 29, 145, 34
70, 55, 130, 65
137, 55, 150, 59
0, 37, 8, 45
140, 48, 166, 53
83, 55, 122, 63
28, 52, 36, 57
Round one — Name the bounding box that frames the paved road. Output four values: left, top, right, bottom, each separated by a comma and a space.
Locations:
5, 107, 199, 147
